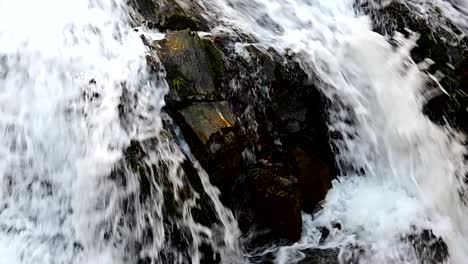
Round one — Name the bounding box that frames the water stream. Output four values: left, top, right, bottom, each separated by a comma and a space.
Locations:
186, 0, 468, 263
1, 0, 468, 263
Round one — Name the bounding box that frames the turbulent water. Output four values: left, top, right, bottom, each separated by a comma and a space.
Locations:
187, 0, 468, 263
0, 0, 240, 263
1, 0, 468, 263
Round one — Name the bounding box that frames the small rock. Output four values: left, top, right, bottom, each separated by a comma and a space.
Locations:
297, 248, 339, 264
179, 101, 236, 144
157, 30, 224, 103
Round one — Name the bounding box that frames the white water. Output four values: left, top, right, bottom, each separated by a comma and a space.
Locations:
185, 0, 468, 263
0, 0, 241, 263
2, 0, 468, 263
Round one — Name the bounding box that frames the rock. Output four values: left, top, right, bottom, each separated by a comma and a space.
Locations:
246, 165, 302, 242
405, 228, 449, 264
367, 2, 467, 69
130, 0, 208, 31
235, 45, 335, 211
174, 101, 247, 205
114, 134, 224, 264
156, 30, 224, 103
179, 101, 236, 144
361, 1, 468, 133
291, 148, 332, 213
297, 248, 339, 264
250, 248, 339, 264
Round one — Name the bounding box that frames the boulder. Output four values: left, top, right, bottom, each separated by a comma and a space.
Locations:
156, 30, 224, 103
144, 26, 335, 248
175, 101, 247, 204
179, 101, 236, 145
229, 44, 336, 207
130, 0, 208, 31
246, 165, 302, 242
144, 29, 247, 207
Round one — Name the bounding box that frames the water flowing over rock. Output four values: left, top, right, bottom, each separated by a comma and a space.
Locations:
359, 0, 468, 133
2, 0, 468, 263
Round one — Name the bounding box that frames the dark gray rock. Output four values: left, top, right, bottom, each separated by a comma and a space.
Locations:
297, 248, 339, 264
291, 148, 332, 214
172, 100, 247, 207
130, 0, 208, 31
246, 165, 302, 242
179, 101, 236, 144
156, 30, 223, 103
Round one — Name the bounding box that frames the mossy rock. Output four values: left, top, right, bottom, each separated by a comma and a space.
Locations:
157, 30, 223, 102
202, 38, 225, 90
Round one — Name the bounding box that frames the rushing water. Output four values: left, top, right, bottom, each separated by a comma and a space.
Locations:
185, 0, 468, 263
1, 0, 468, 263
0, 0, 241, 263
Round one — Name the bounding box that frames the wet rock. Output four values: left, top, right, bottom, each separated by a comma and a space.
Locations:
140, 10, 335, 249
156, 30, 224, 103
174, 101, 247, 204
297, 248, 339, 264
250, 247, 339, 264
405, 228, 449, 264
291, 148, 332, 214
179, 101, 236, 144
246, 165, 302, 242
360, 1, 468, 133
228, 45, 335, 210
115, 134, 224, 264
130, 0, 208, 31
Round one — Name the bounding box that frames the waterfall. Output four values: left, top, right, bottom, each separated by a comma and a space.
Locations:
184, 0, 468, 263
1, 0, 468, 263
0, 0, 241, 263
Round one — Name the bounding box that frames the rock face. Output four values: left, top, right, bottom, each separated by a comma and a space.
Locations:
130, 0, 208, 31
134, 0, 337, 249
156, 30, 223, 102
179, 101, 236, 144
247, 166, 302, 241
141, 25, 337, 245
